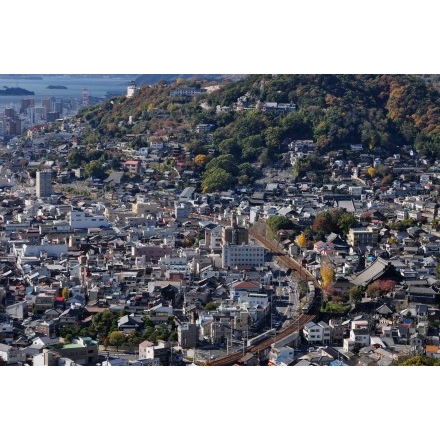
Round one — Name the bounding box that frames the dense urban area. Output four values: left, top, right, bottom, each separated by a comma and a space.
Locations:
1, 74, 440, 366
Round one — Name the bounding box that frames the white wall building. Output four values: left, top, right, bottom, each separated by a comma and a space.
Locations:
221, 243, 265, 269
69, 210, 110, 229
302, 321, 324, 345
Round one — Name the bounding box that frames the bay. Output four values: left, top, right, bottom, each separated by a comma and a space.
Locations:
0, 74, 137, 111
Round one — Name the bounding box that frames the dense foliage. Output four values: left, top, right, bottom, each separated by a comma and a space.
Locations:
395, 355, 440, 366
77, 74, 440, 191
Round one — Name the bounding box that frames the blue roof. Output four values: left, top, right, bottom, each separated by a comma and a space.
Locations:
329, 360, 348, 366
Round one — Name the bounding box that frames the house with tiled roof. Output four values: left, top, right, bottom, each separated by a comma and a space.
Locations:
349, 257, 403, 287
425, 344, 440, 358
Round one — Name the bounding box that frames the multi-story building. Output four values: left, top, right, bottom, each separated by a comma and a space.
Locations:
229, 280, 268, 310
28, 106, 46, 125
132, 202, 158, 216
131, 244, 173, 262
169, 87, 207, 97
347, 226, 379, 248
205, 225, 223, 253
317, 321, 332, 345
127, 81, 136, 98
303, 321, 324, 345
0, 343, 26, 365
221, 243, 265, 269
52, 337, 98, 365
36, 170, 52, 198
222, 224, 249, 246
33, 294, 56, 314
329, 319, 346, 343
343, 328, 370, 352
138, 340, 171, 366
124, 160, 141, 174
46, 111, 60, 122
68, 209, 110, 229
20, 98, 35, 113
175, 202, 191, 220
177, 323, 198, 349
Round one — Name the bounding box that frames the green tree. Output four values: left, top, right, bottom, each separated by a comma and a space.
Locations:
241, 135, 263, 161
205, 154, 239, 175
218, 138, 240, 157
67, 149, 86, 168
349, 286, 363, 304
204, 302, 218, 311
397, 355, 440, 366
337, 212, 358, 236
266, 215, 296, 240
436, 263, 440, 280
365, 281, 382, 299
108, 331, 126, 352
263, 126, 282, 150
85, 160, 107, 180
202, 167, 235, 193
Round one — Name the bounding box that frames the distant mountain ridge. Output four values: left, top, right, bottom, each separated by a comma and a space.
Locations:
134, 74, 246, 86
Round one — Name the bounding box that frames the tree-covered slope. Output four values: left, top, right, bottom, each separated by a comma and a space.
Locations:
76, 74, 440, 191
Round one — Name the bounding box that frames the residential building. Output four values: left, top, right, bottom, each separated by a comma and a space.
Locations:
68, 209, 110, 229
177, 323, 198, 349
36, 170, 52, 198
302, 321, 324, 345
138, 340, 171, 366
222, 217, 249, 245
347, 226, 379, 248
169, 87, 207, 97
124, 160, 141, 174
0, 343, 26, 365
52, 337, 98, 365
221, 243, 265, 269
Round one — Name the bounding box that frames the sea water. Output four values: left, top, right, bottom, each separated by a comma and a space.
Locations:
0, 74, 136, 111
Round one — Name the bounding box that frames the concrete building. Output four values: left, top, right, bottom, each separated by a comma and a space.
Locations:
221, 243, 265, 269
347, 226, 379, 248
36, 170, 52, 198
178, 323, 198, 349
68, 209, 110, 229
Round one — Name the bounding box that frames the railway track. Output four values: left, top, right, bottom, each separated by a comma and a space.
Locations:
207, 314, 316, 366
206, 230, 322, 366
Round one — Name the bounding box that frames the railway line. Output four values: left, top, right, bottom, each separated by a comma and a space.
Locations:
206, 230, 322, 366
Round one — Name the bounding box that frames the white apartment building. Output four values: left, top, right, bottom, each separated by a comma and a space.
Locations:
69, 209, 110, 229
221, 243, 265, 269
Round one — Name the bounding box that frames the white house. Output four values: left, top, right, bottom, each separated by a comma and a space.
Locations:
302, 321, 323, 345
0, 343, 26, 365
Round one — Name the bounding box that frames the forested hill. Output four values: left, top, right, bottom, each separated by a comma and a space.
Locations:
78, 74, 440, 163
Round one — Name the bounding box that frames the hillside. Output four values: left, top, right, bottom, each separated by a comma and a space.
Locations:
76, 74, 440, 191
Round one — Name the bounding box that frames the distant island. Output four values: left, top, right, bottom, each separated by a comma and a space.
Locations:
0, 75, 42, 80
46, 85, 68, 89
0, 86, 35, 96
